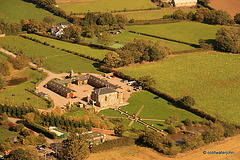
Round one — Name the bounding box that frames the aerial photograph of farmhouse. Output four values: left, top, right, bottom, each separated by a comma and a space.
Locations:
0, 0, 239, 159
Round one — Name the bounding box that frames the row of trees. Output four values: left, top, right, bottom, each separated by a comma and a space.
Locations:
68, 12, 128, 38
103, 39, 170, 68
0, 16, 56, 35
172, 8, 233, 25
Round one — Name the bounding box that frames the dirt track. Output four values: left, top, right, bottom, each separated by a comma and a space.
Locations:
209, 0, 240, 18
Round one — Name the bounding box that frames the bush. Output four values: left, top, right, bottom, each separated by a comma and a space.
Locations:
167, 125, 176, 134
184, 118, 192, 126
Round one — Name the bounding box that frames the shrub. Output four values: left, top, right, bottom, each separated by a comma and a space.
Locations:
184, 118, 192, 126
167, 125, 176, 134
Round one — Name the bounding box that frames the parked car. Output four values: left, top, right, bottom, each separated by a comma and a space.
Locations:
122, 79, 128, 83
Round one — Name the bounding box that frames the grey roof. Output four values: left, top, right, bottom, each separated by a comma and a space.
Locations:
89, 75, 119, 89
56, 79, 72, 84
47, 81, 76, 93
74, 74, 90, 81
95, 87, 117, 95
56, 22, 70, 26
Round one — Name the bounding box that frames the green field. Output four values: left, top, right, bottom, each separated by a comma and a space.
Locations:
0, 36, 100, 73
113, 31, 196, 52
127, 22, 222, 45
122, 9, 195, 20
0, 126, 17, 143
0, 0, 65, 23
58, 0, 156, 14
0, 52, 8, 61
0, 68, 49, 109
100, 91, 202, 130
27, 34, 108, 60
119, 52, 240, 125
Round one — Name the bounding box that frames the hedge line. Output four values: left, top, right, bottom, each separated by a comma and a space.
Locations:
91, 137, 135, 153
70, 7, 162, 16
127, 19, 180, 26
20, 34, 107, 63
129, 30, 199, 48
172, 48, 208, 55
34, 33, 117, 52
25, 122, 57, 139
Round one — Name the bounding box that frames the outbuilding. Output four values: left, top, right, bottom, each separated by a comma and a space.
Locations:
172, 0, 197, 7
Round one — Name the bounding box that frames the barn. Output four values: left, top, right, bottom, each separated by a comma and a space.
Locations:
45, 81, 76, 98
172, 0, 197, 7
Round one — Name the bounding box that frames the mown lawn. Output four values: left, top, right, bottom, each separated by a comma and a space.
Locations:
100, 91, 202, 130
58, 0, 156, 14
127, 22, 222, 45
0, 36, 100, 74
0, 126, 17, 143
0, 68, 49, 109
122, 9, 195, 20
27, 34, 108, 60
119, 52, 240, 125
64, 106, 89, 118
0, 0, 65, 23
113, 31, 196, 52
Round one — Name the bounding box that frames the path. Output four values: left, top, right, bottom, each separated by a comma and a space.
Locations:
128, 105, 144, 127
116, 108, 167, 136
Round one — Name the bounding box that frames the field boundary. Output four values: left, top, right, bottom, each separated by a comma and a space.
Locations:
19, 34, 109, 63
129, 30, 199, 48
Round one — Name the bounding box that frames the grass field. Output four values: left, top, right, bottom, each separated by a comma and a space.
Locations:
0, 68, 49, 109
119, 52, 240, 125
27, 34, 108, 60
0, 126, 17, 143
122, 9, 195, 20
127, 22, 222, 45
113, 31, 196, 52
100, 91, 202, 130
58, 0, 156, 14
0, 36, 101, 73
0, 0, 65, 23
0, 52, 8, 61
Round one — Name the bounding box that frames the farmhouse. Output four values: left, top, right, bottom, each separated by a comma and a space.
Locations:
172, 0, 197, 7
45, 81, 76, 98
51, 22, 70, 37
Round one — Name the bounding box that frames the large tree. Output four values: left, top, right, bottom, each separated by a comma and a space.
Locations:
234, 13, 240, 24
60, 129, 90, 160
103, 51, 121, 68
97, 31, 113, 46
138, 76, 156, 89
216, 27, 240, 53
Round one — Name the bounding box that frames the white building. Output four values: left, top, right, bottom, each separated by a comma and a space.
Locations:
172, 0, 197, 7
51, 22, 70, 37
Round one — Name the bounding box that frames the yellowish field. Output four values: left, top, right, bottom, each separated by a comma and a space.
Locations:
87, 134, 240, 160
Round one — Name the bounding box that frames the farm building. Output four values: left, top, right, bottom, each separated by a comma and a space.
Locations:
172, 0, 197, 7
91, 87, 124, 107
56, 79, 72, 87
83, 131, 106, 145
45, 81, 76, 98
51, 22, 70, 37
